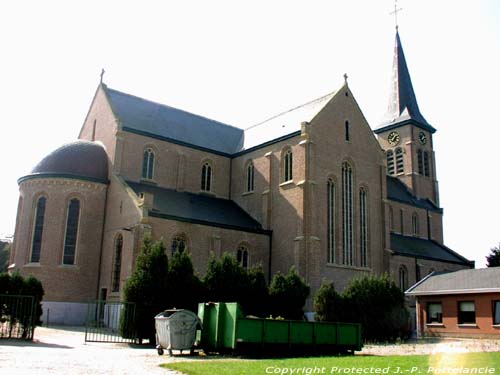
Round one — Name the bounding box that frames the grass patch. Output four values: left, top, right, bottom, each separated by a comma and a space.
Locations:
162, 352, 500, 375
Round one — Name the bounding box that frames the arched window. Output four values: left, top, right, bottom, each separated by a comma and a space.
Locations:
327, 178, 336, 264
417, 149, 423, 175
386, 150, 395, 175
30, 196, 46, 263
359, 188, 368, 267
395, 147, 404, 174
171, 235, 187, 255
237, 244, 249, 269
412, 212, 419, 236
112, 234, 123, 292
142, 148, 155, 180
399, 265, 408, 291
423, 151, 430, 177
283, 149, 293, 182
400, 209, 404, 234
63, 198, 80, 265
342, 162, 353, 266
345, 121, 350, 142
201, 162, 212, 191
246, 161, 255, 192
389, 205, 394, 231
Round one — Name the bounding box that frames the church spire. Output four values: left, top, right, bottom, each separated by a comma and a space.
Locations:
377, 30, 436, 133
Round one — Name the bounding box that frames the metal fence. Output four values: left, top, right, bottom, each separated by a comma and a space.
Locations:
84, 300, 137, 343
0, 294, 36, 340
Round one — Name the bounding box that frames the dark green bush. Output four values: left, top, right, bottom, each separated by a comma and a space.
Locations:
268, 266, 310, 320
120, 236, 169, 344
313, 274, 409, 342
167, 251, 205, 312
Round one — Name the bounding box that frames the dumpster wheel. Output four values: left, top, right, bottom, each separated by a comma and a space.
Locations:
157, 348, 164, 356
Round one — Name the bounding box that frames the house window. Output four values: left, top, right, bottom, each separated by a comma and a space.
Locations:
412, 213, 419, 236
30, 196, 46, 263
458, 301, 476, 324
237, 245, 249, 269
398, 265, 408, 291
283, 149, 293, 182
359, 188, 368, 267
345, 121, 350, 142
327, 178, 336, 264
427, 302, 443, 324
201, 162, 212, 191
494, 301, 500, 325
171, 235, 187, 255
395, 147, 404, 174
387, 150, 395, 175
246, 161, 254, 192
342, 162, 353, 266
112, 234, 123, 293
142, 148, 155, 180
63, 198, 80, 265
423, 151, 430, 177
417, 149, 423, 174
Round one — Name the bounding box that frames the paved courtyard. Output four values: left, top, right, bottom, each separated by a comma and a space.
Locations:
1, 325, 500, 374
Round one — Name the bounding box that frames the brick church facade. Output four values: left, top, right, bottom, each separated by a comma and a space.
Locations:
10, 31, 473, 325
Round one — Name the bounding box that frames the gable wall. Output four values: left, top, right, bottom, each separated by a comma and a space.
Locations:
306, 86, 387, 293
79, 86, 119, 171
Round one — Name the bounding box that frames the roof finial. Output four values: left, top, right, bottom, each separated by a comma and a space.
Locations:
343, 73, 348, 84
100, 68, 105, 84
389, 0, 403, 30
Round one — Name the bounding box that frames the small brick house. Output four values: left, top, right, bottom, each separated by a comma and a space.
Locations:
406, 268, 500, 338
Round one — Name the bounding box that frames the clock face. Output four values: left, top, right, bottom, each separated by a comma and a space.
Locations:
418, 131, 427, 145
387, 131, 400, 146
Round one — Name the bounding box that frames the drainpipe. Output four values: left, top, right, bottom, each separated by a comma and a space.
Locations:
95, 185, 109, 301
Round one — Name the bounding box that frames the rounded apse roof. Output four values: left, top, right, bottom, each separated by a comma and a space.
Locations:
27, 140, 109, 182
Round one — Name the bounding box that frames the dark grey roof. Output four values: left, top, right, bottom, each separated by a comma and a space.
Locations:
125, 181, 269, 234
406, 268, 500, 295
376, 31, 436, 134
20, 141, 109, 183
386, 176, 441, 212
104, 86, 244, 155
390, 233, 473, 266
242, 91, 336, 151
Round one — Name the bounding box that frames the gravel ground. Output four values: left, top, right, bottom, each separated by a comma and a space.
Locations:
1, 326, 499, 374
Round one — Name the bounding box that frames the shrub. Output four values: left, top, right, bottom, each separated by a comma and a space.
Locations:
203, 253, 270, 317
313, 274, 409, 342
167, 251, 205, 312
120, 236, 169, 344
268, 266, 310, 320
313, 281, 344, 322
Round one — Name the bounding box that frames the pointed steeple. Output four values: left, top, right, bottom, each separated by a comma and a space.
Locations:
376, 30, 436, 133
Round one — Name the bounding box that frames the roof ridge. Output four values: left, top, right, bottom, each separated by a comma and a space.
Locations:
105, 86, 243, 132
245, 90, 336, 131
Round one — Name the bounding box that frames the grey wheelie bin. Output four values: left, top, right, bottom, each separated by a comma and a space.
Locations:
154, 309, 201, 355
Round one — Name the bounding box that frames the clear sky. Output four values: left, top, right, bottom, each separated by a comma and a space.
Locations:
1, 1, 499, 267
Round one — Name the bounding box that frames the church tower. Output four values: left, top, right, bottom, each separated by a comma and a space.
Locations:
375, 30, 439, 205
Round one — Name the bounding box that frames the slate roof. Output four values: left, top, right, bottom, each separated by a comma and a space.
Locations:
103, 84, 336, 155
19, 141, 109, 184
386, 176, 441, 212
241, 91, 336, 151
390, 233, 473, 266
104, 86, 244, 155
406, 267, 500, 296
375, 31, 436, 134
125, 181, 269, 234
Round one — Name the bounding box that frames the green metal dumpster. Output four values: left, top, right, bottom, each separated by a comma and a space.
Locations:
197, 302, 362, 354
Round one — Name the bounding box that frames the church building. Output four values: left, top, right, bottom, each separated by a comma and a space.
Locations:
9, 30, 473, 325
